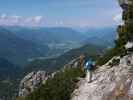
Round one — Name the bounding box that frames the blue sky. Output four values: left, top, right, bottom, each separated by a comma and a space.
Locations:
0, 0, 122, 27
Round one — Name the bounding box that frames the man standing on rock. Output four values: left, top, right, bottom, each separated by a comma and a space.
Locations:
84, 59, 95, 83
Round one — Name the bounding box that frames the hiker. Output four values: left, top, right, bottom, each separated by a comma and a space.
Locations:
84, 59, 95, 83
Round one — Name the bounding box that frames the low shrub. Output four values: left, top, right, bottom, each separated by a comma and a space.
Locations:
25, 67, 85, 100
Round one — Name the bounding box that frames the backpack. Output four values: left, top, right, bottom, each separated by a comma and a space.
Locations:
84, 60, 95, 70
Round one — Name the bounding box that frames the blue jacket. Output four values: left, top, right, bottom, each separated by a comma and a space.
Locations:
84, 60, 95, 70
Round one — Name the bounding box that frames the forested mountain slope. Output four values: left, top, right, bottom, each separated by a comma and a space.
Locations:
0, 27, 49, 66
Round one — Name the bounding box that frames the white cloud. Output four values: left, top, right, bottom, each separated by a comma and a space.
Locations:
33, 16, 43, 23
55, 20, 64, 26
113, 13, 123, 25
0, 14, 44, 27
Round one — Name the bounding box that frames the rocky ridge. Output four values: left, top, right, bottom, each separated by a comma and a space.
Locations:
19, 71, 48, 96
71, 54, 133, 100
18, 56, 84, 97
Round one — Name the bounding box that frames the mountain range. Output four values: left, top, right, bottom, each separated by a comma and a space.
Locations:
0, 26, 116, 66
23, 43, 104, 74
0, 27, 49, 66
4, 26, 85, 44
81, 27, 117, 47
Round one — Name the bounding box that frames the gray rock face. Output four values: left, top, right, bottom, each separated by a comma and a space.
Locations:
71, 54, 133, 100
19, 71, 48, 96
64, 56, 85, 69
125, 42, 133, 49
18, 56, 85, 97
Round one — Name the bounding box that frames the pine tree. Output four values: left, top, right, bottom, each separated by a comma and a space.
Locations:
116, 0, 133, 51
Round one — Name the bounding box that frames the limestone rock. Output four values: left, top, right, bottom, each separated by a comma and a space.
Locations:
18, 55, 85, 97
71, 54, 133, 100
19, 71, 48, 96
125, 42, 133, 49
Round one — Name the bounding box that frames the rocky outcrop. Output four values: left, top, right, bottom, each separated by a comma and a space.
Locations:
64, 56, 85, 69
125, 42, 133, 52
18, 53, 133, 100
19, 71, 48, 97
71, 54, 133, 100
18, 55, 85, 97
